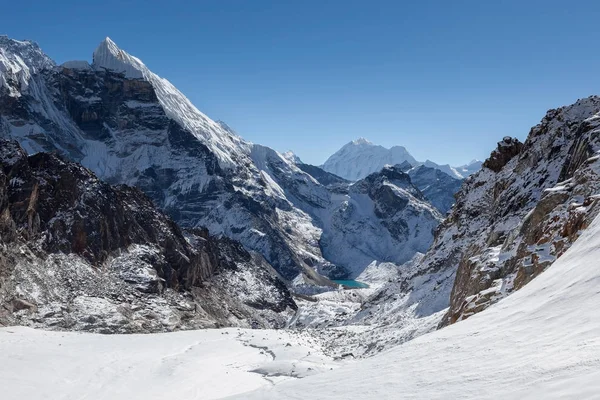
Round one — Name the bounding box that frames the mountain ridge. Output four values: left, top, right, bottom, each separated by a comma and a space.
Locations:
321, 138, 480, 181
0, 35, 449, 287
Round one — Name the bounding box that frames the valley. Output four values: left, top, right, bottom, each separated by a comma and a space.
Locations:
0, 31, 599, 400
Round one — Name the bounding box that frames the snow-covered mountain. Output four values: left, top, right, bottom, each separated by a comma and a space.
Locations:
236, 210, 600, 399
247, 147, 442, 279
284, 96, 600, 358
0, 36, 445, 288
322, 138, 480, 181
402, 163, 463, 214
455, 159, 483, 176
336, 96, 600, 338
322, 138, 418, 181
0, 140, 295, 332
0, 36, 328, 285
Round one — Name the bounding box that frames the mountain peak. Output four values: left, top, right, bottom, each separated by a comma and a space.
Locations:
281, 150, 303, 164
323, 139, 418, 181
0, 35, 55, 96
351, 137, 373, 146
92, 36, 145, 78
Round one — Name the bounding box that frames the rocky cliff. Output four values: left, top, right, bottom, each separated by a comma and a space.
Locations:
0, 140, 296, 332
439, 99, 600, 325
311, 96, 600, 356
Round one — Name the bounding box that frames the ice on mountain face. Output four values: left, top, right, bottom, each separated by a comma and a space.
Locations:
92, 37, 144, 79
281, 150, 303, 164
91, 37, 249, 169
0, 36, 54, 97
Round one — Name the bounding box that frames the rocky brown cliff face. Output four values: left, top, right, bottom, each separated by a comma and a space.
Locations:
347, 97, 600, 350
0, 140, 296, 332
438, 97, 600, 325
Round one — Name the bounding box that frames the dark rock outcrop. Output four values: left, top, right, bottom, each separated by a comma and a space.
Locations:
482, 136, 524, 172
0, 140, 296, 332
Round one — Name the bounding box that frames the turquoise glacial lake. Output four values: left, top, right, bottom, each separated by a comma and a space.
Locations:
332, 280, 370, 289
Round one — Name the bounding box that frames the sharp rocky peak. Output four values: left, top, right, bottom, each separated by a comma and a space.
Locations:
92, 36, 145, 79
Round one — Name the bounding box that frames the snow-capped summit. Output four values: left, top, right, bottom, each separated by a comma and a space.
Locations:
322, 138, 479, 181
351, 137, 373, 145
0, 36, 54, 96
92, 37, 145, 79
281, 150, 303, 164
455, 159, 483, 176
322, 139, 418, 181
90, 36, 249, 168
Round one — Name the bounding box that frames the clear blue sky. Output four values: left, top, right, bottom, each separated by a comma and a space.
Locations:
4, 0, 600, 165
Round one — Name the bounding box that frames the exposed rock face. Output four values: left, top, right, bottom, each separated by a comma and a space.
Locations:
436, 97, 600, 325
0, 140, 296, 332
332, 96, 600, 349
406, 164, 463, 214
482, 136, 524, 172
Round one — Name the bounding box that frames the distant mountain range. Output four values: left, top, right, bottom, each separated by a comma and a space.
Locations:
320, 138, 482, 181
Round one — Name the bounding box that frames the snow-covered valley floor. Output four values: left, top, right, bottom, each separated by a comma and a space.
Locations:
3, 215, 600, 399
0, 326, 342, 399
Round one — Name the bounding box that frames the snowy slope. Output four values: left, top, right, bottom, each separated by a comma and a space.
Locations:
235, 211, 600, 399
2, 213, 599, 400
0, 327, 340, 400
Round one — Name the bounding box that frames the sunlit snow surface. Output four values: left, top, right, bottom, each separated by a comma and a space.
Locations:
4, 214, 600, 399
235, 213, 600, 399
0, 327, 340, 400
